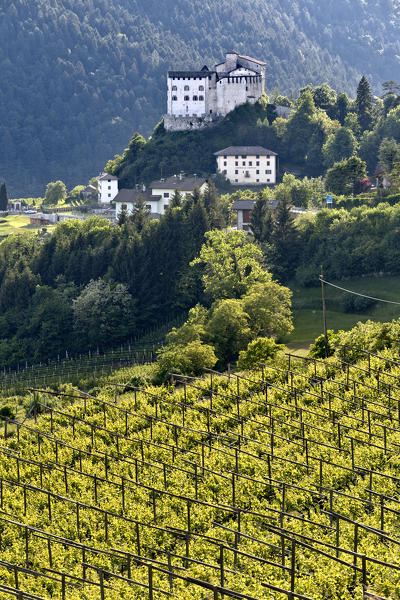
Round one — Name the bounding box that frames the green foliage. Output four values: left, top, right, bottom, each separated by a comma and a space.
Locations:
339, 294, 375, 313
44, 180, 67, 206
378, 137, 400, 173
191, 229, 270, 302
155, 339, 217, 381
322, 128, 358, 168
309, 330, 338, 358
237, 336, 284, 369
325, 156, 367, 195
0, 182, 8, 211
356, 75, 373, 131
72, 279, 135, 347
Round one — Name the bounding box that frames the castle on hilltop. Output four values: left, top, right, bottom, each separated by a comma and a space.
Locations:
164, 52, 266, 132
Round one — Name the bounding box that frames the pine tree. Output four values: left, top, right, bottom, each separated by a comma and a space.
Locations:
271, 193, 300, 281
129, 195, 150, 232
117, 205, 128, 226
356, 76, 373, 131
169, 189, 183, 208
0, 182, 8, 211
250, 193, 267, 242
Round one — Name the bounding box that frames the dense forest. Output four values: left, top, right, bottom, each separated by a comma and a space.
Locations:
2, 0, 400, 195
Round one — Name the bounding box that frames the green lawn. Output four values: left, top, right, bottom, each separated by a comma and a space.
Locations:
284, 275, 400, 354
0, 215, 56, 237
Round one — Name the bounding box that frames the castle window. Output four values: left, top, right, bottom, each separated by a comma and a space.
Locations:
267, 179, 270, 182
256, 155, 260, 159
172, 85, 177, 91
266, 170, 272, 174
242, 162, 246, 166
199, 95, 204, 101
199, 85, 204, 91
184, 85, 190, 91
256, 170, 260, 174
235, 170, 238, 174
224, 162, 227, 166
108, 185, 111, 189
163, 193, 169, 198
146, 205, 151, 210
242, 155, 247, 158
223, 170, 227, 175
249, 161, 252, 166
193, 95, 198, 101
256, 161, 260, 166
246, 87, 248, 91
235, 179, 238, 182
267, 161, 270, 165
172, 96, 177, 101
184, 96, 190, 101
256, 179, 259, 183
108, 193, 111, 197
267, 154, 270, 158
235, 161, 238, 166
224, 155, 227, 159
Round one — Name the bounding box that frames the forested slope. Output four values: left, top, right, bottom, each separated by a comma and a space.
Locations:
2, 0, 400, 195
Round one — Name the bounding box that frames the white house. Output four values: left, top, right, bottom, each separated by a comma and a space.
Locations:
165, 52, 266, 131
114, 175, 208, 218
97, 173, 119, 204
215, 146, 277, 185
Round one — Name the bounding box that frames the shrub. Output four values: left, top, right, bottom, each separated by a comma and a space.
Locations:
237, 337, 284, 370
155, 340, 218, 383
340, 294, 375, 313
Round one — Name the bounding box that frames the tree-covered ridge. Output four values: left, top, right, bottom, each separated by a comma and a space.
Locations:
2, 0, 400, 195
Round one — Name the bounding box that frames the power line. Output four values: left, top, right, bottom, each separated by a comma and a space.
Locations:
319, 277, 400, 306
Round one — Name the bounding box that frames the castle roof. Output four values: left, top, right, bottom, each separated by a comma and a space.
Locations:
150, 175, 207, 191
238, 54, 267, 66
98, 172, 118, 181
214, 146, 277, 156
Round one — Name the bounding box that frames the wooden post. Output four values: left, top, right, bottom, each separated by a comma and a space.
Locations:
290, 539, 296, 600
136, 522, 141, 555
320, 267, 328, 358
220, 545, 224, 593
99, 568, 105, 600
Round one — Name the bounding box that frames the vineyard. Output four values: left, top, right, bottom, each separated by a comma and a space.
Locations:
0, 348, 399, 599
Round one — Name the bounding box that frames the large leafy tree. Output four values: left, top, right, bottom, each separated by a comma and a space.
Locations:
191, 230, 270, 302
44, 180, 67, 206
325, 156, 367, 195
323, 128, 358, 168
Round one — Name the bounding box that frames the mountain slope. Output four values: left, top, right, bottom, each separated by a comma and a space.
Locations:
1, 0, 400, 196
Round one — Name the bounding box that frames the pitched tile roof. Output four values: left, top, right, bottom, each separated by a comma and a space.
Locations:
214, 146, 277, 156
150, 176, 207, 191
98, 172, 118, 181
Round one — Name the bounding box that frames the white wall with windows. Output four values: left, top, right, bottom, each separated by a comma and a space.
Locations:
216, 153, 276, 185
167, 76, 208, 117
98, 177, 119, 204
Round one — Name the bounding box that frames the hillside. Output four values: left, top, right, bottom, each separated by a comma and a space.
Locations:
0, 348, 399, 599
2, 0, 400, 196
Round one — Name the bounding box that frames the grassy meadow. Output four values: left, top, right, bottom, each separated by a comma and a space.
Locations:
286, 275, 400, 353
0, 214, 56, 238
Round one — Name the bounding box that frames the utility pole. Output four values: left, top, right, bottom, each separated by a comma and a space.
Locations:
320, 266, 328, 358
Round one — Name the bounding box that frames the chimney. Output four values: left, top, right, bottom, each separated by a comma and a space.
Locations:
179, 172, 183, 181
142, 184, 146, 192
